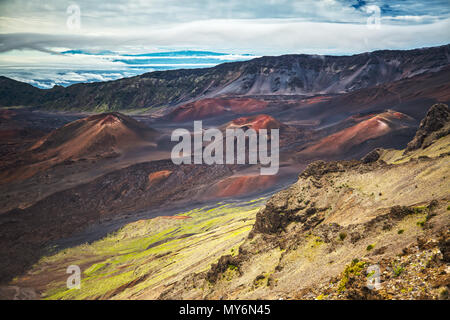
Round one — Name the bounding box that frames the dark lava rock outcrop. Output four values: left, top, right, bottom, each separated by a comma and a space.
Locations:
361, 148, 382, 163
405, 103, 449, 152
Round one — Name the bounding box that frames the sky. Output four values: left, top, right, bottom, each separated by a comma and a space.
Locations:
0, 0, 449, 88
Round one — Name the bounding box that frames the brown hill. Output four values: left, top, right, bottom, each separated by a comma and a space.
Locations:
207, 175, 278, 198
297, 110, 415, 158
30, 112, 157, 161
220, 114, 308, 153
166, 97, 269, 122
0, 112, 158, 184
225, 114, 285, 132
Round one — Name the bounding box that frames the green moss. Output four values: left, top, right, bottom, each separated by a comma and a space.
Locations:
416, 218, 426, 227
39, 198, 267, 299
253, 273, 271, 288
227, 264, 238, 271
314, 237, 324, 245
413, 206, 428, 214
223, 264, 240, 281
392, 262, 405, 277
316, 293, 328, 300
339, 232, 347, 241
337, 260, 367, 292
84, 263, 108, 276
397, 229, 405, 234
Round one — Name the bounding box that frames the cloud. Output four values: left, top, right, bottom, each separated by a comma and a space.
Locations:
0, 0, 448, 56
0, 48, 257, 88
2, 15, 448, 56
0, 0, 449, 87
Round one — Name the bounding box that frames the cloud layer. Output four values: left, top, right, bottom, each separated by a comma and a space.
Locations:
0, 0, 449, 87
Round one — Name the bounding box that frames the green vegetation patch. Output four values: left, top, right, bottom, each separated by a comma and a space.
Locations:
34, 198, 266, 299
392, 262, 405, 277
337, 259, 367, 292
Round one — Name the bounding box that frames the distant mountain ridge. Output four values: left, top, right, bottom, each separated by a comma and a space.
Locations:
0, 44, 449, 111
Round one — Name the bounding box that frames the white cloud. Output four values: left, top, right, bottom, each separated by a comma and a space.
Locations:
0, 0, 449, 87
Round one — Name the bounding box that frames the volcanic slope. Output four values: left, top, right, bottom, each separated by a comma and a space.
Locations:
0, 112, 159, 184
165, 97, 269, 122
2, 198, 266, 300
7, 104, 449, 300
153, 104, 450, 300
0, 45, 449, 111
30, 112, 158, 160
297, 110, 416, 159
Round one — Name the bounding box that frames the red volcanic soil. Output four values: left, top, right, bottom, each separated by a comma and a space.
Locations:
168, 97, 268, 122
300, 110, 409, 157
147, 170, 172, 188
209, 175, 277, 198
390, 111, 408, 119
300, 95, 332, 105
222, 114, 306, 150
226, 114, 284, 131
160, 216, 191, 220
228, 98, 269, 113
0, 113, 157, 184
170, 99, 227, 122
100, 114, 122, 125
346, 113, 376, 122
31, 112, 156, 161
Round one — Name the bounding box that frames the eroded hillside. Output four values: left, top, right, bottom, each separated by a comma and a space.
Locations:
4, 104, 449, 300
1, 45, 449, 112
159, 104, 450, 300
1, 198, 266, 299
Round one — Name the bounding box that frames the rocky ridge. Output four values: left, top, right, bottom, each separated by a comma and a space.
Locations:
0, 45, 449, 111
158, 104, 450, 300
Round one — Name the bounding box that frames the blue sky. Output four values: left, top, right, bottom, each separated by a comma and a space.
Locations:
0, 0, 449, 88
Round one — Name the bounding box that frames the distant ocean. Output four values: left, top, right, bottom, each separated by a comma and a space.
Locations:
0, 50, 257, 89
